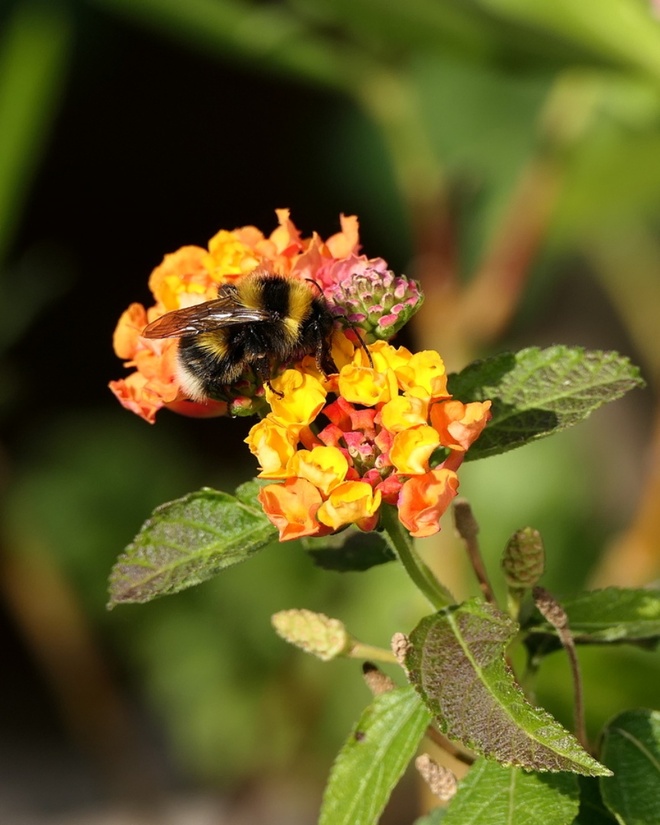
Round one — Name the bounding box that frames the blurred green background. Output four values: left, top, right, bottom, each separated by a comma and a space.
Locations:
1, 0, 659, 822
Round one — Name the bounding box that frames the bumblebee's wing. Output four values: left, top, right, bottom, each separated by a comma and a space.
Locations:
142, 295, 273, 339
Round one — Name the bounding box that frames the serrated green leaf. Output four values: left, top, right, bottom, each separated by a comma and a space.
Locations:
406, 599, 610, 775
304, 528, 395, 572
447, 347, 645, 461
319, 686, 432, 825
108, 487, 277, 606
441, 759, 579, 825
528, 587, 660, 645
600, 709, 660, 825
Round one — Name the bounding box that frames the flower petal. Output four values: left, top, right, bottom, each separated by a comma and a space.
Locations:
257, 478, 330, 541
398, 469, 460, 538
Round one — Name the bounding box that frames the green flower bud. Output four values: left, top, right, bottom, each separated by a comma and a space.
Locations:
501, 527, 545, 589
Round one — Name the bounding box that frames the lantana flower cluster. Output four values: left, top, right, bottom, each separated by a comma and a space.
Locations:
247, 340, 490, 540
110, 210, 491, 540
110, 209, 421, 422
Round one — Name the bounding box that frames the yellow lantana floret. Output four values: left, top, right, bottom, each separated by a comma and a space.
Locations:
317, 481, 382, 531
289, 446, 349, 496
380, 394, 429, 433
266, 370, 328, 427
396, 350, 448, 399
390, 425, 441, 475
366, 341, 413, 372
245, 419, 299, 478
337, 364, 398, 406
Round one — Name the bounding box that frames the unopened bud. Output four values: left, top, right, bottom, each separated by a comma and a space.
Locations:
271, 609, 351, 661
533, 586, 568, 630
501, 527, 545, 589
415, 754, 457, 801
327, 265, 424, 342
391, 632, 411, 667
362, 662, 396, 696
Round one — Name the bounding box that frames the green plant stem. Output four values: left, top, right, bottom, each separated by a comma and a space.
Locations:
380, 505, 454, 610
348, 642, 398, 665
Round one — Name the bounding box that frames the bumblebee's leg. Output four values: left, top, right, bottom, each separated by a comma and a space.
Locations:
253, 355, 284, 397
313, 325, 338, 377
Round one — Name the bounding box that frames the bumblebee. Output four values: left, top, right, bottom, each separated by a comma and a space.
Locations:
142, 268, 338, 401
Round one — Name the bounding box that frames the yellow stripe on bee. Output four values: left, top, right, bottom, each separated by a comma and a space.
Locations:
239, 276, 265, 310
198, 332, 229, 358
288, 280, 313, 323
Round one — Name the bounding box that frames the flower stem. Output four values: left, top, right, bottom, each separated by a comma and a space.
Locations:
453, 499, 497, 606
533, 587, 588, 751
380, 505, 454, 610
348, 642, 398, 665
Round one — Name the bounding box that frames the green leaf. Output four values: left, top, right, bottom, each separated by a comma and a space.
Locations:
233, 477, 269, 507
600, 709, 660, 825
527, 587, 660, 645
405, 599, 610, 775
319, 686, 432, 825
108, 487, 277, 606
304, 528, 395, 572
573, 776, 617, 824
441, 759, 579, 825
447, 347, 645, 461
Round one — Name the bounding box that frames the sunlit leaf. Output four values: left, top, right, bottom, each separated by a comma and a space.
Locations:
406, 599, 610, 775
319, 686, 432, 825
448, 347, 645, 460
441, 759, 579, 825
478, 0, 660, 84
108, 487, 277, 606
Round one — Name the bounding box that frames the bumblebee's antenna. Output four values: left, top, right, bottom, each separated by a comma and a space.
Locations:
305, 278, 374, 369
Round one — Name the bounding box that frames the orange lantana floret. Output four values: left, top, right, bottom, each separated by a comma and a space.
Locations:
398, 469, 461, 538
257, 478, 332, 541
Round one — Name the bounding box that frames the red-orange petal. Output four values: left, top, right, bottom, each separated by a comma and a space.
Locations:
398, 469, 460, 538
257, 478, 331, 542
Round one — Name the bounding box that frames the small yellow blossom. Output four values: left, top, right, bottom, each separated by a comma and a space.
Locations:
337, 364, 396, 407
380, 394, 429, 433
289, 446, 349, 496
317, 481, 382, 531
204, 230, 260, 281
390, 425, 441, 475
245, 419, 299, 478
266, 370, 328, 427
396, 350, 448, 399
